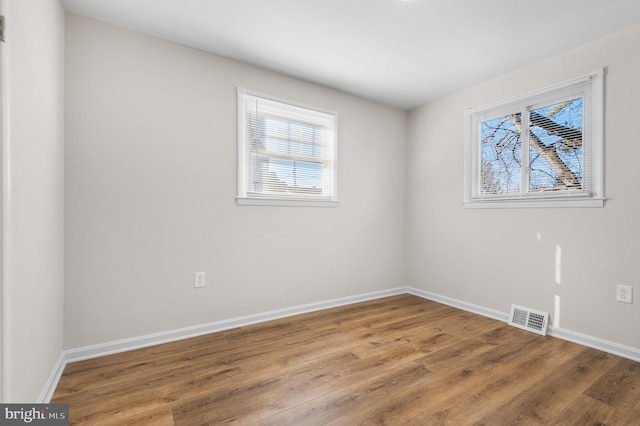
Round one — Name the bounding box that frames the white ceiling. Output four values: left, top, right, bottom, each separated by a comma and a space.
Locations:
61, 0, 640, 110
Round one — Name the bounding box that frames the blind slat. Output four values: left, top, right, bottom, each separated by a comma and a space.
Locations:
238, 89, 338, 202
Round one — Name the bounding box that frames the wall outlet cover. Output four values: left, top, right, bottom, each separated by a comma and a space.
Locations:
616, 284, 633, 304
194, 272, 206, 288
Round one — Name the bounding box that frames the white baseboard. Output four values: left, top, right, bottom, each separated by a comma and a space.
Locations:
547, 326, 640, 363
407, 287, 510, 322
42, 286, 407, 402
408, 287, 640, 363
38, 352, 66, 403
43, 285, 640, 402
63, 287, 409, 364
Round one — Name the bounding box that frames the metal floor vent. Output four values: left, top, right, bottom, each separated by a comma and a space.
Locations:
508, 304, 549, 336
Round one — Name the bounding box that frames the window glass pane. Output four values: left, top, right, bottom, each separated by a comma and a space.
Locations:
247, 113, 327, 197
238, 88, 338, 205
464, 69, 603, 208
263, 158, 323, 195
528, 98, 583, 192
480, 113, 522, 195
263, 117, 323, 158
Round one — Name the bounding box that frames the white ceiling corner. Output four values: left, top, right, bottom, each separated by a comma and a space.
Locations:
60, 0, 640, 109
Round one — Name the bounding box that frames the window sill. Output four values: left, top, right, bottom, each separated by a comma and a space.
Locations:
464, 197, 605, 209
237, 197, 339, 207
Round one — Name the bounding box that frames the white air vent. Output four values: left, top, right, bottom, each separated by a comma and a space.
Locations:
508, 304, 549, 336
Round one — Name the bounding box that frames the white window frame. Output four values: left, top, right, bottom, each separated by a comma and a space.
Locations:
237, 87, 339, 207
464, 69, 605, 209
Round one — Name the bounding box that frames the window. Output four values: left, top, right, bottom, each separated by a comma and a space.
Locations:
464, 69, 604, 208
237, 87, 338, 207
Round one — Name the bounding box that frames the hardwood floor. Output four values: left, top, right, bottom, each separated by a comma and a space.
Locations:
52, 294, 640, 425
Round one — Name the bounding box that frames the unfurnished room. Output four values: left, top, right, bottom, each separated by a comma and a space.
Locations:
2, 0, 640, 424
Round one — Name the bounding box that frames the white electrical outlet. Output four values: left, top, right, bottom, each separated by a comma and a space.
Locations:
194, 272, 206, 288
616, 284, 633, 304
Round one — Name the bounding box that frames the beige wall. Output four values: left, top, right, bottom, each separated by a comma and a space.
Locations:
407, 25, 640, 348
64, 14, 407, 349
64, 11, 640, 359
1, 2, 635, 402
1, 0, 65, 402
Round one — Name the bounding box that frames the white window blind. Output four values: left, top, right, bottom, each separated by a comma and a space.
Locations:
237, 88, 338, 207
464, 69, 604, 208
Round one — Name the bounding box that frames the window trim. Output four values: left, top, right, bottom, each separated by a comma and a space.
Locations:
463, 69, 605, 209
237, 87, 339, 207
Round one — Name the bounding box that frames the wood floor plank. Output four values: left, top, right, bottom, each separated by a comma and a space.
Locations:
583, 356, 640, 410
52, 294, 640, 425
553, 394, 630, 426
415, 338, 584, 425
257, 361, 432, 426
475, 347, 620, 425
350, 329, 558, 425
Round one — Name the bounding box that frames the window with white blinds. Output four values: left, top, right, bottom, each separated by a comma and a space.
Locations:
237, 88, 338, 207
464, 69, 605, 208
